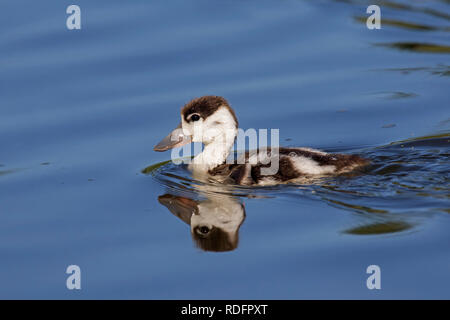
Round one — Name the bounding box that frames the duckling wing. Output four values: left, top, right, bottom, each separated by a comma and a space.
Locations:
208, 147, 368, 186
248, 148, 368, 185
209, 163, 252, 185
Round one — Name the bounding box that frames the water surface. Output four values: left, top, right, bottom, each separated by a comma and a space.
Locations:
0, 0, 449, 299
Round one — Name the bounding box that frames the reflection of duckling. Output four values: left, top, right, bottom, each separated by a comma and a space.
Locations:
158, 194, 245, 252
154, 96, 369, 185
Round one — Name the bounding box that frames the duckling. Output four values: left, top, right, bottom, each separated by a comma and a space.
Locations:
154, 96, 368, 185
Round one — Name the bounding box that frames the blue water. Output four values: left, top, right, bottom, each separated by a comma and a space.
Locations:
0, 0, 449, 299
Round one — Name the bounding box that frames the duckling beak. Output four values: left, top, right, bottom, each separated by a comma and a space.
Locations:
158, 194, 199, 225
154, 123, 192, 152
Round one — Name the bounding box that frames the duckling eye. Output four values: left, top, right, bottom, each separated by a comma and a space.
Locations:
199, 226, 210, 234
190, 114, 200, 122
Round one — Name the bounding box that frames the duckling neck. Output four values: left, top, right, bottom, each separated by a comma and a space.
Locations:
191, 139, 234, 172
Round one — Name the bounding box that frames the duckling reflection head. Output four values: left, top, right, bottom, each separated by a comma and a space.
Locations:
192, 225, 236, 252
191, 198, 245, 252
158, 194, 246, 252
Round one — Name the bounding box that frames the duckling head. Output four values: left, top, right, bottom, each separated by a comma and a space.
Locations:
158, 193, 245, 252
154, 96, 238, 152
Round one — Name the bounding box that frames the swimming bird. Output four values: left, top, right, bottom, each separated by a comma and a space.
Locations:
154, 96, 368, 185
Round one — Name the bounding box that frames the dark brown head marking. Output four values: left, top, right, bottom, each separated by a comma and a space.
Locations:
181, 96, 238, 127
192, 226, 238, 252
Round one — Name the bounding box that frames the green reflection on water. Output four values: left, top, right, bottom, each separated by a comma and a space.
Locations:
343, 221, 413, 235
376, 42, 450, 54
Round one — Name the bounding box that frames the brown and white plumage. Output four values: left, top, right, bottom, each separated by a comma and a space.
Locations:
154, 96, 369, 186
209, 147, 368, 185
